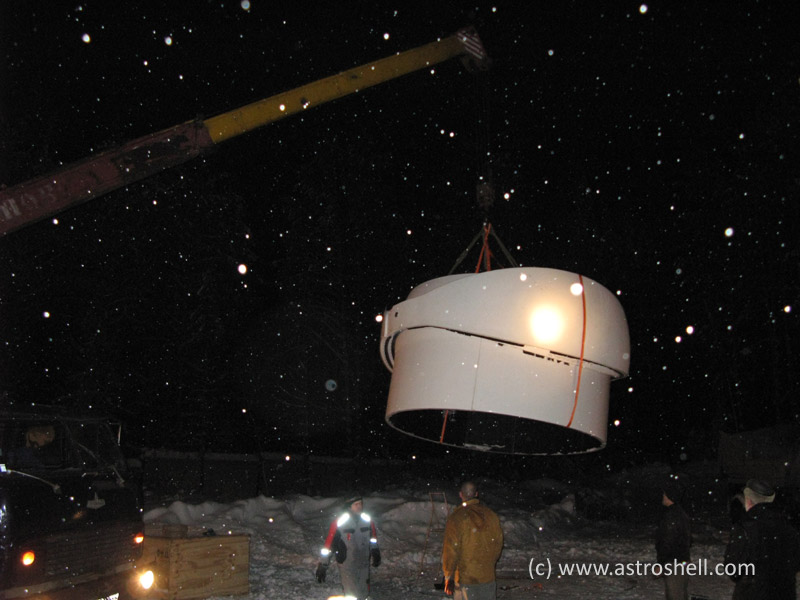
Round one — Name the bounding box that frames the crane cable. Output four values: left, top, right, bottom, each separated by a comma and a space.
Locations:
440, 48, 589, 440
474, 58, 494, 219
440, 66, 500, 444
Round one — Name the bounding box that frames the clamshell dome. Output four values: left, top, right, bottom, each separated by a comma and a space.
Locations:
380, 267, 630, 455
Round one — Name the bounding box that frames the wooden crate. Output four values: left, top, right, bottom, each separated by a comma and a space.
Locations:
142, 533, 250, 599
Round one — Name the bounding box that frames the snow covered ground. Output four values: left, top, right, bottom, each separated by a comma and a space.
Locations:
140, 463, 779, 600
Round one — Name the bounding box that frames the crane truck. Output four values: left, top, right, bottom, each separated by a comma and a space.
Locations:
0, 27, 488, 599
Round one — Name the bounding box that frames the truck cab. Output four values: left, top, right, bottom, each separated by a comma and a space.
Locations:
0, 406, 153, 599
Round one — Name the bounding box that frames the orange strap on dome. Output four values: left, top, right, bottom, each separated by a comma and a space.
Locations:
566, 274, 587, 428
474, 224, 494, 273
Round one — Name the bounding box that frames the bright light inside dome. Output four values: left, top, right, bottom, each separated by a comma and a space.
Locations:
530, 306, 564, 344
570, 282, 584, 296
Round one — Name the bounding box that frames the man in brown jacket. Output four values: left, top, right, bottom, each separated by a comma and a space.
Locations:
442, 481, 504, 599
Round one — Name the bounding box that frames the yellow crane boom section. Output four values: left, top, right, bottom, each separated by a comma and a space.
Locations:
204, 31, 486, 143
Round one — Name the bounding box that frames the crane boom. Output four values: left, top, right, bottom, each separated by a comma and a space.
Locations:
0, 28, 487, 237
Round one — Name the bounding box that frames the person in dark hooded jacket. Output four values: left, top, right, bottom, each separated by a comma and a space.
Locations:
724, 479, 800, 600
442, 481, 503, 600
655, 478, 691, 600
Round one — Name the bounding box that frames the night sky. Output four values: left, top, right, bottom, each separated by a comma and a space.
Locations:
1, 2, 798, 468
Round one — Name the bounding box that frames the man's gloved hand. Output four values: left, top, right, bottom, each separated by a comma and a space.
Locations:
370, 547, 381, 567
444, 578, 455, 596
315, 562, 327, 583
334, 537, 347, 564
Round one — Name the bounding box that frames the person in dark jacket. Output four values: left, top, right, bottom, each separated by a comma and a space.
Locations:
655, 478, 691, 600
315, 495, 380, 600
724, 479, 800, 600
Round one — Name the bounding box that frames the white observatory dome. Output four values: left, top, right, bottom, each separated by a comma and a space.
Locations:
380, 267, 630, 454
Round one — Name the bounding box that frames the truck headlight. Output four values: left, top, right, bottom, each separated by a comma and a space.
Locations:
138, 569, 155, 590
